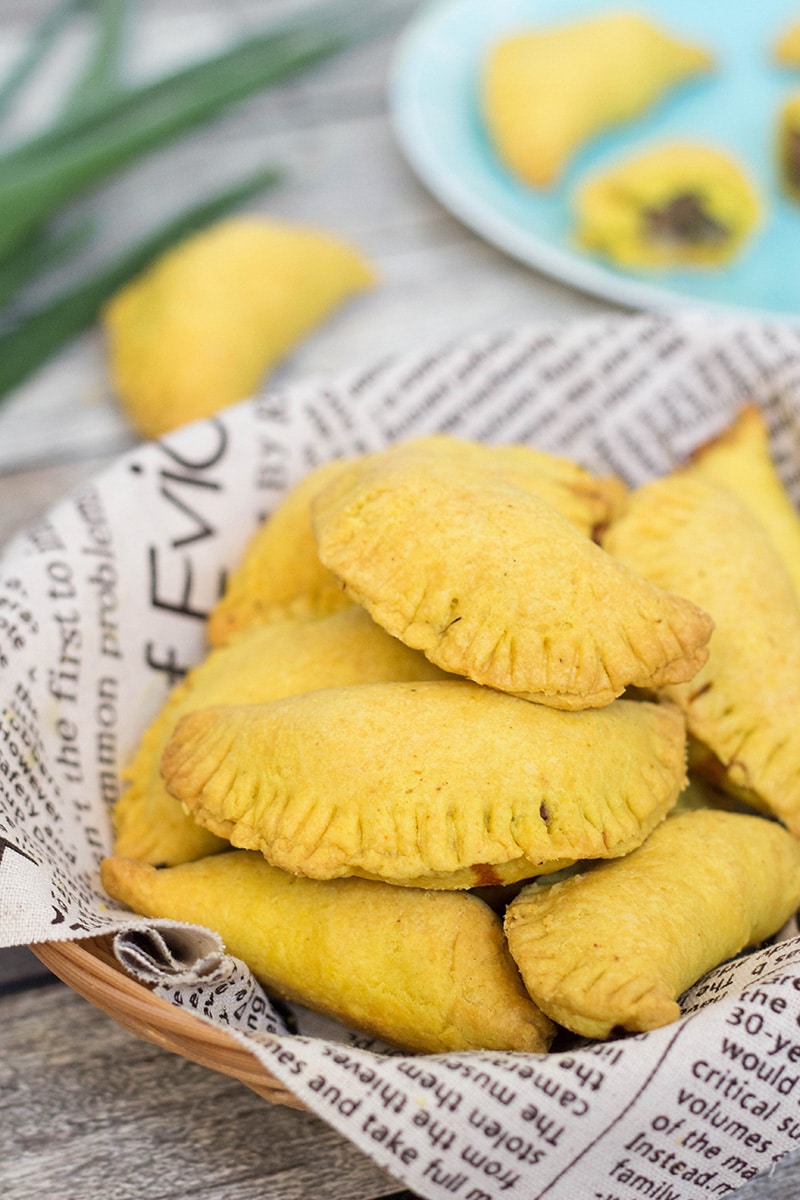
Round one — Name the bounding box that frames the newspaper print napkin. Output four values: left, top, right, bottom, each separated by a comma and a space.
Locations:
2, 311, 800, 1199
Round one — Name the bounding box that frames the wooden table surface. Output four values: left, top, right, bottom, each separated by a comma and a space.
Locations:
1, 2, 799, 1198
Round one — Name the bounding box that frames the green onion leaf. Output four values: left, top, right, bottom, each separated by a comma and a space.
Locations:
0, 0, 402, 266
0, 0, 80, 120
0, 216, 94, 309
60, 0, 130, 120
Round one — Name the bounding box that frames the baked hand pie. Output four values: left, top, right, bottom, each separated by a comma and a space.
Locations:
208, 436, 626, 646
574, 142, 761, 269
207, 458, 356, 647
114, 607, 449, 866
312, 440, 713, 709
160, 681, 686, 885
102, 218, 374, 438
604, 471, 800, 832
100, 850, 554, 1055
687, 405, 800, 601
389, 435, 629, 536
482, 12, 712, 187
505, 809, 800, 1039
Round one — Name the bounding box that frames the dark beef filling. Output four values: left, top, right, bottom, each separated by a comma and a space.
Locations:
784, 128, 800, 191
644, 192, 728, 247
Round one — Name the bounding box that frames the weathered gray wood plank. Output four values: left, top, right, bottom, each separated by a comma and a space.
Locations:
0, 980, 414, 1200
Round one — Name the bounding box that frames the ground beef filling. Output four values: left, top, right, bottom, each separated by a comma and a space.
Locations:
784, 128, 800, 191
644, 192, 728, 247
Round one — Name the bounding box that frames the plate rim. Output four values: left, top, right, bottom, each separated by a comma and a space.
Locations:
387, 0, 800, 325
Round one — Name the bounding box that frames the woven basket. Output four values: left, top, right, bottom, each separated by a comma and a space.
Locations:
30, 937, 306, 1110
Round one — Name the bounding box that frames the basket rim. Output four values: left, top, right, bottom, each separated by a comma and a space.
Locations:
30, 935, 307, 1109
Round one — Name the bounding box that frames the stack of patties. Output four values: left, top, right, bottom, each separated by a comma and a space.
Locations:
102, 426, 800, 1050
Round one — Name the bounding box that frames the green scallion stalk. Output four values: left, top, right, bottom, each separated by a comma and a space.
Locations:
8, 0, 395, 152
0, 0, 80, 119
0, 166, 280, 403
60, 0, 130, 120
0, 217, 94, 309
0, 0, 401, 260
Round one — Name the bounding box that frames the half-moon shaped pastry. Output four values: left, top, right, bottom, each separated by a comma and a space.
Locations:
505, 809, 800, 1039
604, 472, 800, 832
115, 607, 449, 866
102, 218, 375, 438
482, 12, 712, 187
161, 681, 686, 884
687, 405, 800, 600
390, 436, 628, 536
101, 851, 554, 1055
207, 458, 355, 647
208, 437, 624, 646
575, 142, 761, 269
312, 442, 712, 709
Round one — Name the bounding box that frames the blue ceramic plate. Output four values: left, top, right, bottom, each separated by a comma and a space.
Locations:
389, 0, 800, 319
